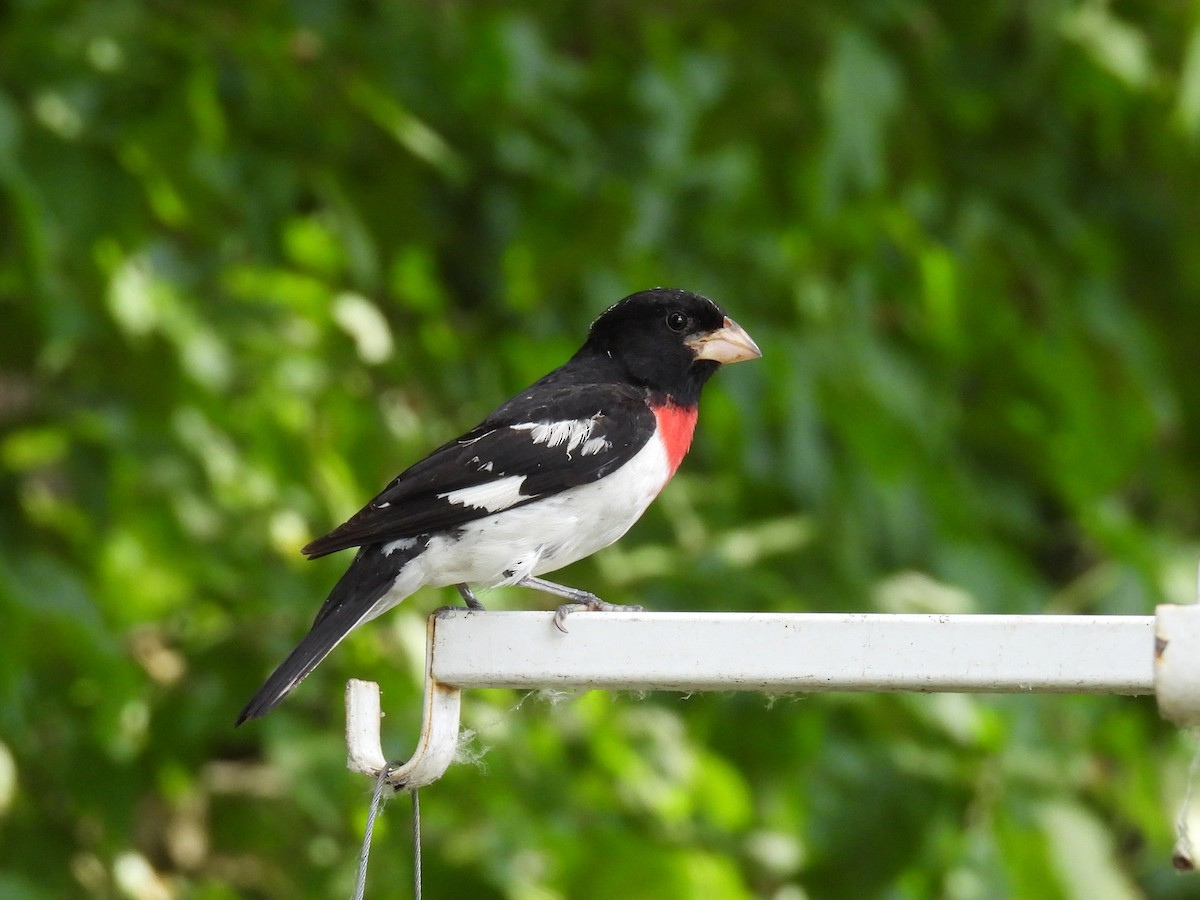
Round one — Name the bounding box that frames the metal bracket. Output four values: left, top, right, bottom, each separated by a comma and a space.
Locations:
343, 607, 1200, 791
1155, 603, 1200, 727
345, 612, 462, 791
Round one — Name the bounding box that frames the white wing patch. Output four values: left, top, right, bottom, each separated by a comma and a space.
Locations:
439, 475, 528, 513
382, 537, 417, 556
581, 436, 611, 456
511, 416, 610, 457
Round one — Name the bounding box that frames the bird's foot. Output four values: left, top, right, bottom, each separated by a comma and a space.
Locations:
456, 583, 486, 611
514, 575, 643, 632
553, 597, 645, 634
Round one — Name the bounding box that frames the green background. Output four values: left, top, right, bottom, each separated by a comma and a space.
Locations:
3, 1, 1200, 897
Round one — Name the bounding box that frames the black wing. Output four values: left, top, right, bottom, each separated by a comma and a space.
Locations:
301, 382, 655, 558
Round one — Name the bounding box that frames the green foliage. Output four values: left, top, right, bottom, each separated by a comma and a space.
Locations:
3, 1, 1200, 897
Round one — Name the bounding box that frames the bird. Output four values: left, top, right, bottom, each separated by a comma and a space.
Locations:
237, 288, 761, 723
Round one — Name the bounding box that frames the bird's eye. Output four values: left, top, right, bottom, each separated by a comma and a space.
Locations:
665, 311, 688, 332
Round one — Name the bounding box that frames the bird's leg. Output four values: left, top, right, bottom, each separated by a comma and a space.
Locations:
456, 583, 486, 611
515, 575, 644, 633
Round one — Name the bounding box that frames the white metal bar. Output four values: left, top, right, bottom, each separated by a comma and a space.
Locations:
346, 609, 1176, 790
429, 610, 1157, 695
1156, 604, 1200, 726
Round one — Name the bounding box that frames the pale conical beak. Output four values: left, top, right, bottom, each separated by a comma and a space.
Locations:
686, 316, 762, 364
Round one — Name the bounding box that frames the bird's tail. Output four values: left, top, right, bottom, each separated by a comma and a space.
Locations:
236, 540, 425, 724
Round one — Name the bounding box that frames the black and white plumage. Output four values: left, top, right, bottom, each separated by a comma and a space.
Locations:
237, 288, 761, 723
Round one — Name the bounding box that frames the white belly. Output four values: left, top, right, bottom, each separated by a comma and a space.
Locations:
415, 432, 672, 589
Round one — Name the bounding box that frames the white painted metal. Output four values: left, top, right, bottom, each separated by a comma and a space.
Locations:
429, 610, 1157, 695
1155, 604, 1200, 726
346, 615, 462, 788
345, 678, 388, 775
346, 609, 1174, 790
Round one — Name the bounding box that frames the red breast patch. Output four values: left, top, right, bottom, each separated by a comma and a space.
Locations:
652, 403, 699, 476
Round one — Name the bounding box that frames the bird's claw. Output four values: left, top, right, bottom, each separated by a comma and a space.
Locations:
553, 599, 645, 633
456, 583, 486, 611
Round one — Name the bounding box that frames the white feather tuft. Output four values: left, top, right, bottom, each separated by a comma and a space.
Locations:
511, 416, 605, 457
438, 475, 528, 513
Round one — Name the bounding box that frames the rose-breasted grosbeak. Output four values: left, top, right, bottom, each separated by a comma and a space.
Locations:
237, 288, 760, 723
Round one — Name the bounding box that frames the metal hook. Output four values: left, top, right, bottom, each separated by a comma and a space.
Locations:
345, 613, 463, 791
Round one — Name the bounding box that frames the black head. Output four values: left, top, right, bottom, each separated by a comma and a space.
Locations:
581, 288, 761, 405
